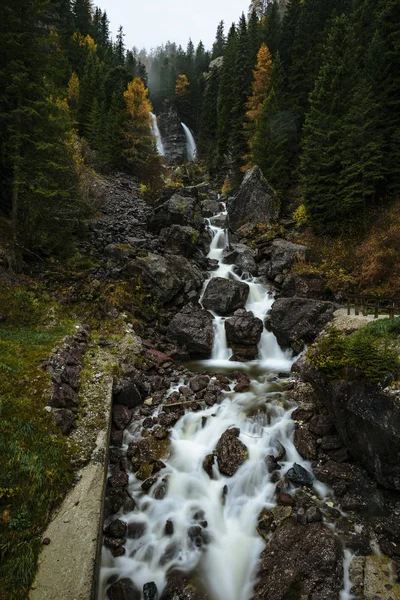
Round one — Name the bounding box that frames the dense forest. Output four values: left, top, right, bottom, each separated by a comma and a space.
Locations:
1, 0, 400, 261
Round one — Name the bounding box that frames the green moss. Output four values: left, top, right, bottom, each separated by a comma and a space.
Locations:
309, 320, 400, 383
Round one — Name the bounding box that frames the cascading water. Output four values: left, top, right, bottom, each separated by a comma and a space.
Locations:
181, 122, 197, 161
99, 203, 349, 600
149, 112, 165, 156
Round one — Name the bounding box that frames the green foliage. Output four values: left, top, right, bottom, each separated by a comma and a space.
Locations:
0, 280, 74, 598
310, 321, 400, 383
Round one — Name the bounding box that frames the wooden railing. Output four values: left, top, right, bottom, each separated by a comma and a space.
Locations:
347, 295, 400, 318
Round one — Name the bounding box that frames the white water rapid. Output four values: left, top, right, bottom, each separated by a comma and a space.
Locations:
181, 122, 197, 161
149, 112, 165, 156
99, 203, 342, 600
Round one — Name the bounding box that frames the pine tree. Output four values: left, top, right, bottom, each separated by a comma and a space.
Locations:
72, 0, 93, 36
261, 0, 281, 55
115, 26, 125, 66
252, 52, 295, 193
217, 24, 237, 162
301, 15, 358, 233
212, 21, 226, 59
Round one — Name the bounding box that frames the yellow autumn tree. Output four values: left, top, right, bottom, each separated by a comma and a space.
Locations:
175, 74, 190, 98
242, 43, 273, 171
122, 77, 164, 190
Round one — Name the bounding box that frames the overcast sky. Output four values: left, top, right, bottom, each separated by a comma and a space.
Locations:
97, 0, 248, 52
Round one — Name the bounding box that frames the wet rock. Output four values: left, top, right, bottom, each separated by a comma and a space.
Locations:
107, 577, 141, 600
253, 520, 343, 600
286, 463, 314, 487
167, 305, 214, 358
201, 198, 220, 217
104, 519, 127, 538
234, 380, 250, 393
108, 471, 129, 488
269, 297, 337, 353
230, 345, 259, 361
165, 520, 174, 535
202, 453, 215, 478
228, 167, 279, 232
278, 493, 295, 507
112, 405, 132, 430
110, 427, 124, 447
306, 506, 323, 523
143, 582, 159, 600
225, 310, 263, 347
294, 426, 317, 460
320, 435, 343, 451
107, 488, 127, 515
113, 379, 142, 409
159, 571, 208, 600
202, 277, 249, 316
313, 461, 373, 498
153, 478, 168, 500
127, 522, 147, 539
189, 375, 210, 392
216, 428, 248, 476
141, 476, 158, 492
363, 554, 400, 599
104, 536, 126, 551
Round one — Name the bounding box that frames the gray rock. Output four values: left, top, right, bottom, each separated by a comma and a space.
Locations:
300, 359, 400, 491
286, 463, 314, 486
269, 297, 337, 353
201, 198, 220, 217
52, 409, 75, 435
107, 578, 141, 600
167, 305, 214, 358
149, 194, 202, 233
160, 225, 200, 257
158, 104, 187, 165
261, 239, 308, 281
125, 253, 204, 305
159, 571, 208, 600
113, 380, 142, 409
253, 520, 343, 599
281, 272, 329, 299
225, 309, 263, 346
202, 277, 249, 315
216, 428, 248, 476
228, 167, 279, 232
143, 582, 159, 600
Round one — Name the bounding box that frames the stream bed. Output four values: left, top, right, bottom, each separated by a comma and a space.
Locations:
98, 204, 360, 600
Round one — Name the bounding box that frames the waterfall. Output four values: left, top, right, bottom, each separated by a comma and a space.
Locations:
99, 203, 339, 600
181, 122, 197, 161
149, 112, 165, 156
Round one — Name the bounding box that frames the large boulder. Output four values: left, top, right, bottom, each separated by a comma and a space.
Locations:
202, 277, 249, 316
159, 225, 200, 258
158, 104, 187, 164
227, 166, 279, 232
148, 194, 203, 233
259, 239, 308, 282
281, 272, 330, 299
166, 304, 214, 358
216, 428, 248, 476
269, 297, 337, 353
300, 359, 400, 491
253, 520, 343, 600
160, 571, 208, 600
225, 309, 263, 346
125, 253, 204, 305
